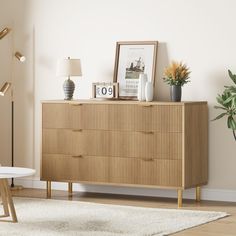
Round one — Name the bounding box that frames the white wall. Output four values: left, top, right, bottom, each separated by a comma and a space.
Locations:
1, 0, 236, 200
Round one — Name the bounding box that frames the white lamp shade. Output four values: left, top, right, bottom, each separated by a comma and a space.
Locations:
56, 58, 82, 77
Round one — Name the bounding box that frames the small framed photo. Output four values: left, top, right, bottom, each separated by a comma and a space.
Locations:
113, 41, 158, 100
92, 82, 119, 99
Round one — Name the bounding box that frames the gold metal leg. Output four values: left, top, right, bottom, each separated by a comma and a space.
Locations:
177, 189, 183, 208
196, 186, 201, 202
68, 182, 73, 196
46, 181, 51, 199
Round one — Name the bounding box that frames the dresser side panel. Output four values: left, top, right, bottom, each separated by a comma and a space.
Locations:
183, 103, 208, 188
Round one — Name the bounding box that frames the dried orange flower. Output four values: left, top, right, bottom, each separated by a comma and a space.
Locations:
163, 61, 191, 86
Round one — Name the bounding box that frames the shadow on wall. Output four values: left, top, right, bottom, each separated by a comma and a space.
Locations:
0, 0, 34, 168
12, 0, 34, 168
207, 70, 229, 123
154, 42, 170, 101
203, 70, 227, 104
0, 25, 12, 166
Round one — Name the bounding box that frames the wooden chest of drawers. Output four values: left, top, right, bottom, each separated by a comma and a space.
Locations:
41, 100, 208, 207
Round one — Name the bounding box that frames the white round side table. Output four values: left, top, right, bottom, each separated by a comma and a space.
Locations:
0, 167, 35, 223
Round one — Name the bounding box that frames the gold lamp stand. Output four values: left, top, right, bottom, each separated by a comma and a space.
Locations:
10, 99, 23, 191
0, 86, 23, 190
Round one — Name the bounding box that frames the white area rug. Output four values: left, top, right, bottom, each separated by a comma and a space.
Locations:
0, 197, 228, 236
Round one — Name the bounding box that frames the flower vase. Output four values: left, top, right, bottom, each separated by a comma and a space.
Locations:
170, 85, 182, 102
138, 73, 147, 101
145, 82, 153, 102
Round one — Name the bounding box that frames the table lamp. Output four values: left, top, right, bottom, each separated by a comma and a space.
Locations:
56, 57, 82, 100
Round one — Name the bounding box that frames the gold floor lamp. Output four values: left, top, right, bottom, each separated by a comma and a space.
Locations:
0, 27, 26, 188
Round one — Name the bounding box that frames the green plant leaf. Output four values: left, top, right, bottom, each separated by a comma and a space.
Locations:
227, 116, 232, 128
212, 112, 227, 121
214, 106, 227, 110
231, 118, 236, 130
228, 116, 236, 130
223, 95, 234, 105
232, 97, 236, 108
214, 70, 236, 137
228, 70, 236, 84
225, 86, 236, 94
216, 95, 224, 106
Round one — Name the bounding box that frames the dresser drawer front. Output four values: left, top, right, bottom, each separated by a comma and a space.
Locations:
41, 154, 80, 181
71, 104, 182, 132
109, 158, 182, 187
42, 129, 83, 155
81, 130, 182, 158
43, 104, 73, 128
43, 129, 182, 159
42, 154, 109, 182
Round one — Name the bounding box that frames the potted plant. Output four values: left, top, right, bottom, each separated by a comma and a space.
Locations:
213, 70, 236, 140
163, 61, 191, 102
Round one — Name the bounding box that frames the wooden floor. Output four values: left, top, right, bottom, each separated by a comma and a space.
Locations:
10, 188, 236, 235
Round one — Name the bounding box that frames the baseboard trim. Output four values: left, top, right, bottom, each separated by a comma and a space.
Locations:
14, 178, 236, 203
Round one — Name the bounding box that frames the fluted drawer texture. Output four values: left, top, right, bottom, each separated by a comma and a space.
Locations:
42, 154, 109, 182
109, 157, 182, 187
42, 103, 72, 128
42, 101, 208, 190
42, 155, 182, 187
42, 129, 182, 159
43, 103, 182, 132
72, 104, 182, 132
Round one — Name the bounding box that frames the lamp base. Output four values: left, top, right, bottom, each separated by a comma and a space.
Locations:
63, 78, 75, 100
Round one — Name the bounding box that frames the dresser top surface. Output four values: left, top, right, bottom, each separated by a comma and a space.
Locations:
41, 99, 207, 106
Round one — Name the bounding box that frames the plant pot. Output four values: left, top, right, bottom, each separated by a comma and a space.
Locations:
170, 85, 182, 102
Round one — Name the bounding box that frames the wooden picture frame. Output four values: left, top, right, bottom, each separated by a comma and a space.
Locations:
113, 41, 158, 100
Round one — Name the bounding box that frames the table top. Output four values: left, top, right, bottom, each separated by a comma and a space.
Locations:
0, 167, 35, 179
41, 99, 208, 106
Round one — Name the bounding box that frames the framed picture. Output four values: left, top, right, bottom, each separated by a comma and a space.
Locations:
113, 41, 158, 99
